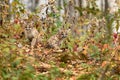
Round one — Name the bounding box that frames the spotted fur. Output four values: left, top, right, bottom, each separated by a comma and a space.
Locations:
47, 28, 70, 50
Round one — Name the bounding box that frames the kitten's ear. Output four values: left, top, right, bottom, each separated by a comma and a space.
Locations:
20, 19, 27, 28
61, 25, 65, 30
31, 21, 34, 24
30, 21, 35, 26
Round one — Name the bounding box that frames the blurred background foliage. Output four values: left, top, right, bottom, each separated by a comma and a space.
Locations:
0, 0, 120, 79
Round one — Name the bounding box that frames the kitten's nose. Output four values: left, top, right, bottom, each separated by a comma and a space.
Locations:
26, 27, 31, 30
62, 34, 67, 38
26, 28, 29, 30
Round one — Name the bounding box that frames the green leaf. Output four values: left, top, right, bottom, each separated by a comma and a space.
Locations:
36, 74, 48, 80
0, 43, 8, 47
116, 20, 119, 32
56, 20, 62, 27
74, 7, 83, 16
1, 33, 9, 38
9, 39, 16, 43
11, 77, 18, 80
14, 24, 20, 30
12, 58, 22, 67
11, 45, 17, 50
3, 47, 10, 53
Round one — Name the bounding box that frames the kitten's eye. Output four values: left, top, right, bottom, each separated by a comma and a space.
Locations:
25, 27, 28, 29
61, 32, 64, 35
25, 26, 31, 30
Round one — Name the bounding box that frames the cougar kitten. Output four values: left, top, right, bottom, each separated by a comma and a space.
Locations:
47, 28, 70, 50
24, 22, 42, 47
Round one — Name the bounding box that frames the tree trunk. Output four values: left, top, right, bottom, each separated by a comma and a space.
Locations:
57, 0, 61, 7
79, 0, 82, 8
0, 0, 2, 26
101, 0, 104, 12
105, 0, 109, 14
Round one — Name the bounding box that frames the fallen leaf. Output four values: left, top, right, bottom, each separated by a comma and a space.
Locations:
101, 61, 108, 67
70, 76, 76, 80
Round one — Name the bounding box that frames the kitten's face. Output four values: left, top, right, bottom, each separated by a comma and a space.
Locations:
25, 22, 34, 32
58, 30, 67, 38
58, 29, 70, 39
